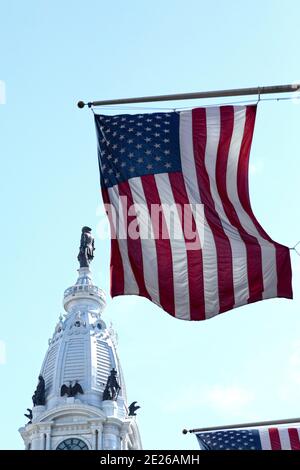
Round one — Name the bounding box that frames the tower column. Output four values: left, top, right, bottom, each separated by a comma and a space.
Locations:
45, 431, 51, 450
102, 422, 121, 450
96, 424, 103, 450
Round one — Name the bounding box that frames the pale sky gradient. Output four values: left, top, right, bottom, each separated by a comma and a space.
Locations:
0, 0, 300, 450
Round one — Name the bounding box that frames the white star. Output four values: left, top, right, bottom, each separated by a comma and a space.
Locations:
128, 128, 134, 132
155, 156, 161, 161
137, 158, 143, 163
119, 135, 125, 140
166, 113, 171, 117
128, 152, 134, 158
146, 118, 152, 122
163, 129, 170, 133
112, 121, 118, 126
165, 162, 171, 168
164, 150, 170, 155
104, 178, 109, 184
147, 164, 153, 170
105, 128, 111, 133
163, 138, 170, 143
130, 167, 135, 172
107, 155, 112, 160
120, 148, 125, 153
145, 150, 151, 155
116, 172, 120, 178
112, 131, 117, 137
136, 144, 142, 149
154, 143, 161, 148
137, 122, 143, 126
156, 115, 162, 119
127, 139, 133, 144
112, 144, 118, 149
154, 123, 161, 128
121, 117, 126, 121
121, 162, 126, 167
138, 115, 143, 119
108, 169, 113, 174
164, 121, 170, 125
102, 164, 106, 170
129, 119, 135, 123
145, 127, 151, 131
154, 132, 160, 137
101, 138, 105, 143
113, 158, 118, 163
136, 132, 142, 136
145, 137, 151, 142
120, 124, 126, 129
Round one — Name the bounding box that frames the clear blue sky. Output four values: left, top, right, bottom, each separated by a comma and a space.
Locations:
0, 0, 299, 450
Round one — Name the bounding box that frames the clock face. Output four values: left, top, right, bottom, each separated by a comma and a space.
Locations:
56, 438, 89, 450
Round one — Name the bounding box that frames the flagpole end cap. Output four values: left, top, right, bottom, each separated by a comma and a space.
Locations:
182, 429, 188, 435
77, 101, 85, 109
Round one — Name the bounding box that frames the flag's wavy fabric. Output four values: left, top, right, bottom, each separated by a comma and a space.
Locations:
95, 105, 292, 321
196, 425, 300, 450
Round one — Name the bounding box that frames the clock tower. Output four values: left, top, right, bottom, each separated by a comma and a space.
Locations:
19, 228, 142, 450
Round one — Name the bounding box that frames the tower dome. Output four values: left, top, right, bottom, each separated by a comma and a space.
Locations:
19, 229, 142, 451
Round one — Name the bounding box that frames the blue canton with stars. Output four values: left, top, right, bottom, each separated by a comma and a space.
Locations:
196, 430, 263, 450
94, 112, 181, 188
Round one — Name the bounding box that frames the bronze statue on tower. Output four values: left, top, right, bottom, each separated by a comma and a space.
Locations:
77, 226, 95, 267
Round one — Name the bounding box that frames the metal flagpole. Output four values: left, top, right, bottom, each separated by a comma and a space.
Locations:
77, 83, 300, 108
182, 416, 300, 435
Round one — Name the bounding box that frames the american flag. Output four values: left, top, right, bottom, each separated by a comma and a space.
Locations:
94, 106, 292, 321
196, 426, 300, 450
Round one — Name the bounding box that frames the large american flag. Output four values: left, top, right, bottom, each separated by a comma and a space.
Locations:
196, 425, 300, 450
94, 105, 292, 321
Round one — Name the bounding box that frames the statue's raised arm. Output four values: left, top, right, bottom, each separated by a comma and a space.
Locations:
77, 226, 95, 268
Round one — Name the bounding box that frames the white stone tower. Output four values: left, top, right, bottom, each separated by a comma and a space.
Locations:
19, 230, 142, 450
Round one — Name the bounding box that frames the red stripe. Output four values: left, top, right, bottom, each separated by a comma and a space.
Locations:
215, 106, 263, 303
269, 428, 282, 450
288, 428, 300, 450
276, 246, 293, 298
169, 172, 205, 320
118, 181, 150, 300
237, 105, 292, 300
101, 188, 124, 296
192, 108, 235, 313
141, 174, 175, 316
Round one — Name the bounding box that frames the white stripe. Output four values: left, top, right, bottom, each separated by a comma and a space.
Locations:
155, 173, 190, 320
278, 427, 292, 450
226, 106, 277, 300
179, 110, 219, 318
128, 177, 160, 305
259, 428, 272, 450
108, 186, 139, 295
205, 107, 249, 308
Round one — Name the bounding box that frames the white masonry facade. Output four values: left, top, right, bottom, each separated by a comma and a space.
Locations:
19, 266, 142, 450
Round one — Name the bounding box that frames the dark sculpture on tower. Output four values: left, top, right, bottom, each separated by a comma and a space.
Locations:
77, 226, 95, 267
32, 375, 46, 406
103, 368, 121, 401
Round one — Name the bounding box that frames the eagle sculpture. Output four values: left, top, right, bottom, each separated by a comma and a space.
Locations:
128, 401, 141, 416
60, 381, 84, 397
